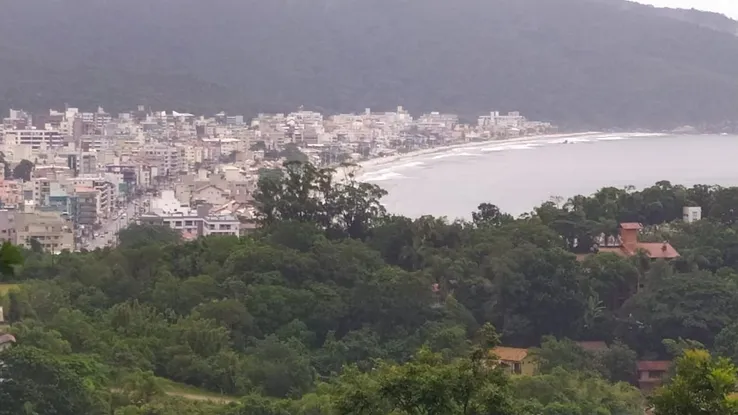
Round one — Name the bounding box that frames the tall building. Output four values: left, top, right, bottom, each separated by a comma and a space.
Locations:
15, 211, 75, 252
4, 129, 64, 149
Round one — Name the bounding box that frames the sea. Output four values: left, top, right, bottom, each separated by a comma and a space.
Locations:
357, 133, 738, 219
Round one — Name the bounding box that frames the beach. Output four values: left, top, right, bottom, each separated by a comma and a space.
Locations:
357, 132, 603, 170
361, 132, 737, 219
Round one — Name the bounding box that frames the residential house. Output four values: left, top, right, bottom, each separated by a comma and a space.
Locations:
596, 223, 679, 259
492, 347, 537, 376
190, 184, 229, 206
637, 360, 671, 393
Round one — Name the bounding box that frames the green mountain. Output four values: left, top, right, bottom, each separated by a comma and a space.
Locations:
1, 0, 738, 129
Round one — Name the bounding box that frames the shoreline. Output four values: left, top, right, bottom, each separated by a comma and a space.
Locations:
356, 131, 603, 170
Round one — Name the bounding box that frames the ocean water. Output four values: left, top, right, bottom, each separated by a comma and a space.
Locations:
357, 133, 738, 219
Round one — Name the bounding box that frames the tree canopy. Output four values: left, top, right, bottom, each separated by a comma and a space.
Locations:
4, 167, 738, 412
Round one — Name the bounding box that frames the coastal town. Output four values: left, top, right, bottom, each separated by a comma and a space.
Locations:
0, 105, 556, 252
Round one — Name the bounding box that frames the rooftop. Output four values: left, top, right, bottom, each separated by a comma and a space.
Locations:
492, 347, 529, 362
637, 361, 671, 372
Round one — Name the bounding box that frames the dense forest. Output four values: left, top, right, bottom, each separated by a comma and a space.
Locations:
5, 162, 738, 414
2, 0, 738, 129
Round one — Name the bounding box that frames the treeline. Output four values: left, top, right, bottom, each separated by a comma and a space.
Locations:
4, 163, 738, 413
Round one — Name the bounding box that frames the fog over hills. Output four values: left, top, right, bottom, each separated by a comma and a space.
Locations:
2, 0, 738, 129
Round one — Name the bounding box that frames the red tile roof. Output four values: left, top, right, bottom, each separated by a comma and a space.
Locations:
637, 361, 671, 372
578, 341, 608, 352
620, 222, 643, 230
631, 242, 680, 259
492, 347, 529, 362
597, 242, 679, 259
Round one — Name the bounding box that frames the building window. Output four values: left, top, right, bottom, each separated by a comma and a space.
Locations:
185, 220, 193, 226
513, 363, 522, 374
175, 221, 182, 227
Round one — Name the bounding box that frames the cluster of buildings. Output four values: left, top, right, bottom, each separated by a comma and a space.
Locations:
493, 343, 670, 394
0, 105, 555, 251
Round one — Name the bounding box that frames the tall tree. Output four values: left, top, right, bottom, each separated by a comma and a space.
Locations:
0, 346, 109, 415
334, 324, 517, 415
255, 161, 386, 239
652, 349, 738, 415
12, 159, 34, 182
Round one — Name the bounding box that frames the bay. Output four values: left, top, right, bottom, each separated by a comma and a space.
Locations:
358, 133, 738, 219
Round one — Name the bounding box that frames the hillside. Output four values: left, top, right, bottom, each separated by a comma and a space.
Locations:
653, 7, 738, 34
2, 0, 738, 129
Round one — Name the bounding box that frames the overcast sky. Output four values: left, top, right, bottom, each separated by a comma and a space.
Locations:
636, 0, 738, 18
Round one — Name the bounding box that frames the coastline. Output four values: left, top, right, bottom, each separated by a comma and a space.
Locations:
356, 131, 603, 171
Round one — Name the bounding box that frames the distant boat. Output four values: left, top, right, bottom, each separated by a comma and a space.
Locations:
721, 133, 729, 136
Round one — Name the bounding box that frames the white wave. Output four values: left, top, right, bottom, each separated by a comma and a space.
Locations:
595, 133, 665, 141
431, 152, 480, 160
481, 143, 541, 152
547, 138, 592, 144
362, 171, 406, 182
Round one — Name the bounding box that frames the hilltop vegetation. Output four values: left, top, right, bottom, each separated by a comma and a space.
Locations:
6, 164, 738, 413
1, 0, 738, 129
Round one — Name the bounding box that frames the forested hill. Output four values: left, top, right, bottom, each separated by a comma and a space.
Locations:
2, 0, 738, 129
589, 0, 738, 34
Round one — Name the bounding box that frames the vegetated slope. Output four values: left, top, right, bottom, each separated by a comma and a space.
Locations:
607, 0, 738, 34
655, 8, 738, 34
1, 0, 738, 129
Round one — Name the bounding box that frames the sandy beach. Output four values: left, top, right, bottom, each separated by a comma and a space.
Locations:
357, 132, 603, 170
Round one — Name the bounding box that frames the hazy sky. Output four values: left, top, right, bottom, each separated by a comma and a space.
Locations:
636, 0, 738, 18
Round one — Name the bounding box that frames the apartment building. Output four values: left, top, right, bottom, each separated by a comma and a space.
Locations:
4, 129, 64, 149
140, 211, 240, 239
0, 180, 23, 208
70, 186, 99, 226
67, 176, 115, 219
0, 210, 17, 243
139, 144, 185, 176
30, 177, 52, 206
139, 190, 240, 238
15, 211, 75, 252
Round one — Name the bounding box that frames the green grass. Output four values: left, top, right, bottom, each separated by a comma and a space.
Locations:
0, 283, 20, 295
156, 378, 238, 403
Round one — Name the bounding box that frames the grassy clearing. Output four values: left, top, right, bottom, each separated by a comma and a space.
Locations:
157, 378, 238, 403
0, 283, 20, 295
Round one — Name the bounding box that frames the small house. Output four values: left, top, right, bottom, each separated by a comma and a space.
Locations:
492, 347, 537, 376
597, 223, 679, 259
637, 360, 671, 393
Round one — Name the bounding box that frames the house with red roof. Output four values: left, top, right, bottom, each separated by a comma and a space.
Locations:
596, 223, 679, 259
637, 360, 671, 393
491, 347, 538, 376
